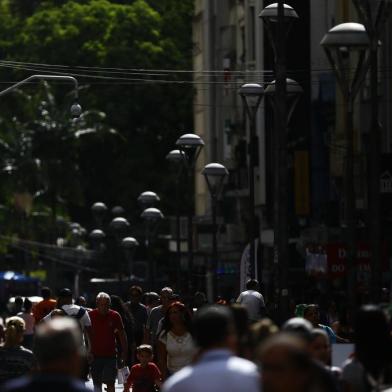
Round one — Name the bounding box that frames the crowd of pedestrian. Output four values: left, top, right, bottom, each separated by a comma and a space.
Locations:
0, 280, 391, 392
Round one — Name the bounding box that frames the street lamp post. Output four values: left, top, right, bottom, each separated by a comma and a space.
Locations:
91, 202, 108, 229
0, 74, 82, 117
166, 149, 185, 286
239, 83, 264, 280
121, 236, 139, 280
141, 207, 164, 290
109, 216, 131, 289
201, 163, 228, 301
352, 0, 392, 301
260, 1, 298, 321
176, 133, 204, 292
321, 22, 370, 311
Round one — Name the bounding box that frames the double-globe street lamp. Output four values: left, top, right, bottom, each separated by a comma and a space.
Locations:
259, 1, 299, 320
138, 191, 163, 291
201, 163, 228, 301
321, 23, 370, 311
175, 133, 204, 291
239, 83, 264, 280
141, 207, 164, 290
352, 0, 392, 301
90, 202, 137, 294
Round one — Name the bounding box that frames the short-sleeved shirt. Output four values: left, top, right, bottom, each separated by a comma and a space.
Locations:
159, 331, 196, 374
0, 346, 35, 385
32, 299, 56, 323
126, 362, 161, 392
89, 309, 124, 357
147, 305, 164, 339
17, 313, 35, 335
236, 290, 265, 322
126, 302, 148, 345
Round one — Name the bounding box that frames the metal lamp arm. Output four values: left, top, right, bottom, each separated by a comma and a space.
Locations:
0, 74, 79, 100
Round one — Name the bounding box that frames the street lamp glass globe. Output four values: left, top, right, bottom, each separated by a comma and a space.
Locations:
141, 207, 164, 222
265, 79, 303, 97
176, 133, 205, 168
138, 191, 160, 205
320, 23, 370, 49
89, 229, 106, 241
122, 236, 139, 249
166, 149, 185, 163
91, 202, 108, 214
202, 163, 228, 198
239, 83, 264, 110
109, 217, 130, 231
259, 3, 299, 22
70, 102, 82, 118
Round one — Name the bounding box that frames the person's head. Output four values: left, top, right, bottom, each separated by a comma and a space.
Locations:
309, 329, 330, 365
191, 305, 237, 351
41, 287, 51, 300
136, 344, 154, 366
58, 288, 73, 306
14, 296, 23, 310
303, 304, 320, 326
281, 317, 313, 345
96, 292, 111, 315
193, 291, 207, 308
246, 279, 259, 291
33, 317, 84, 377
354, 305, 392, 377
145, 292, 160, 308
4, 316, 25, 347
129, 285, 143, 304
163, 302, 191, 330
75, 296, 87, 307
23, 298, 33, 313
250, 318, 279, 351
260, 333, 312, 392
160, 287, 173, 307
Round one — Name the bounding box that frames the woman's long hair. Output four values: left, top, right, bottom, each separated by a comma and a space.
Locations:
160, 302, 192, 337
354, 305, 392, 378
4, 316, 25, 347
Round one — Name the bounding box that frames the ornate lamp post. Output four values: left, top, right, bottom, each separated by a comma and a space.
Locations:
239, 83, 264, 280
352, 0, 392, 301
260, 1, 298, 320
121, 236, 139, 279
202, 163, 228, 301
141, 207, 164, 290
321, 22, 370, 311
176, 133, 204, 291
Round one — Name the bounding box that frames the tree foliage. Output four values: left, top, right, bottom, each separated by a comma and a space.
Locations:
0, 0, 194, 233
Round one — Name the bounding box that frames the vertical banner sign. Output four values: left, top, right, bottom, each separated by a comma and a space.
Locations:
294, 151, 310, 216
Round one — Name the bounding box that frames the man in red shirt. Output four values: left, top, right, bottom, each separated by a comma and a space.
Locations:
32, 287, 56, 323
124, 344, 161, 392
89, 292, 128, 392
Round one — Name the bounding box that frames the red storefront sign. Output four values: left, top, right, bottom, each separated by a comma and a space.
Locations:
325, 243, 388, 278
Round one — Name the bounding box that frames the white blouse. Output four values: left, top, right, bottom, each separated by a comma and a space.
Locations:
159, 330, 196, 373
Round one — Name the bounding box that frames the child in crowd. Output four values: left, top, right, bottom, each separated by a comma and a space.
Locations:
124, 344, 162, 392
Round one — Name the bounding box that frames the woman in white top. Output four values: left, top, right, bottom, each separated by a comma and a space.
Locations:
17, 299, 35, 350
157, 301, 196, 379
